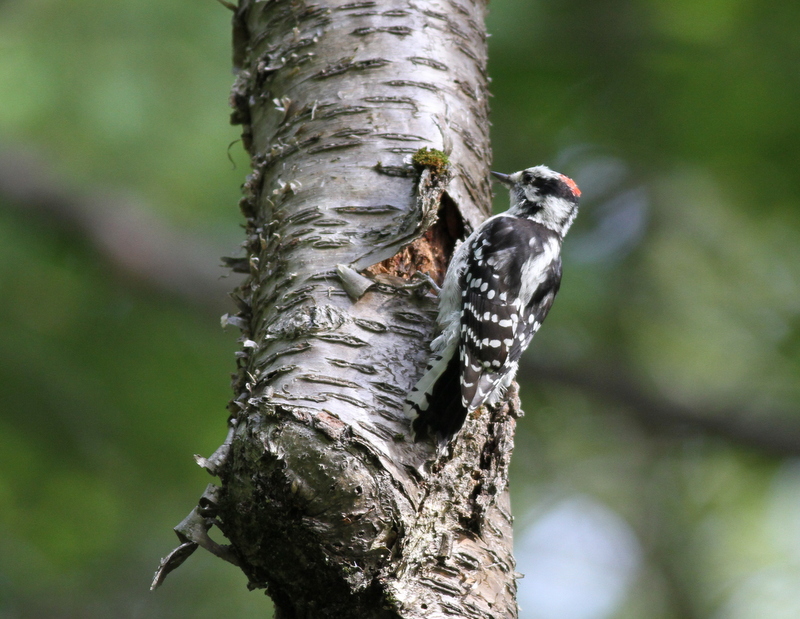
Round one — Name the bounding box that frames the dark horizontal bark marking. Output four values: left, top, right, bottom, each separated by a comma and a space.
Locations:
374, 394, 401, 409
317, 105, 371, 119
333, 204, 402, 214
392, 311, 429, 324
431, 563, 461, 578
390, 324, 426, 338
448, 0, 471, 16
327, 358, 379, 374
322, 391, 369, 408
291, 392, 328, 404
307, 269, 338, 281
263, 364, 298, 381
383, 9, 410, 17
316, 333, 368, 347
375, 133, 427, 142
447, 21, 469, 41
284, 36, 318, 54
285, 52, 316, 69
453, 551, 482, 570
408, 56, 448, 71
361, 96, 417, 108
281, 284, 317, 301
384, 79, 439, 92
373, 163, 414, 177
351, 26, 412, 37
313, 58, 391, 79
283, 238, 315, 252
335, 0, 377, 9
353, 317, 388, 332
422, 9, 449, 21
307, 140, 364, 153
454, 79, 478, 100
357, 420, 397, 442
299, 373, 362, 389
453, 125, 482, 158
259, 343, 312, 366
441, 600, 485, 619
250, 6, 333, 47
419, 576, 464, 596
312, 237, 352, 249
456, 42, 479, 62
284, 207, 322, 225
331, 127, 372, 138
274, 294, 313, 312
289, 227, 316, 240
370, 381, 406, 396
315, 218, 349, 227
375, 421, 402, 438
259, 135, 322, 169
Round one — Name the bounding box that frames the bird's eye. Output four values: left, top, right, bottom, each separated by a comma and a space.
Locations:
522, 172, 533, 183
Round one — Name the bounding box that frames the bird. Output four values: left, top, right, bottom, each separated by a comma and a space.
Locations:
404, 165, 581, 443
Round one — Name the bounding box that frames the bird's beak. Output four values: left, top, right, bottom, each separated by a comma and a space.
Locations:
491, 171, 512, 185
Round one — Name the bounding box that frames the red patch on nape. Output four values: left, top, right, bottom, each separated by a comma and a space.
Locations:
560, 174, 581, 198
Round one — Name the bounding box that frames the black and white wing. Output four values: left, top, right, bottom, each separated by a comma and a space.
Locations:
458, 216, 562, 412
406, 215, 563, 442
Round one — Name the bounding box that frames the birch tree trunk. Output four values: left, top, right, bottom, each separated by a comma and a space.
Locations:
157, 1, 521, 617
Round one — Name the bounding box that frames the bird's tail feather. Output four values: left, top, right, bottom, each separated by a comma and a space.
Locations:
405, 342, 467, 443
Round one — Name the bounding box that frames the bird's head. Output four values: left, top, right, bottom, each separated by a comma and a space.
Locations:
492, 165, 581, 236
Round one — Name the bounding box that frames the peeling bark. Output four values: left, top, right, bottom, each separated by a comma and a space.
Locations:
156, 0, 520, 617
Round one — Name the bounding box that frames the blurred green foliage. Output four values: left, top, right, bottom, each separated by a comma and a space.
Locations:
1, 0, 799, 617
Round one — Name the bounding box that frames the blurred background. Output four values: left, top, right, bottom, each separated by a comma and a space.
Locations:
1, 0, 799, 617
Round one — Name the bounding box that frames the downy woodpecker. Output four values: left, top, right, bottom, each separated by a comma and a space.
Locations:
405, 165, 581, 442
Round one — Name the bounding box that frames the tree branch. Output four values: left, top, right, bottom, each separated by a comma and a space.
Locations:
524, 359, 800, 457
0, 145, 238, 314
